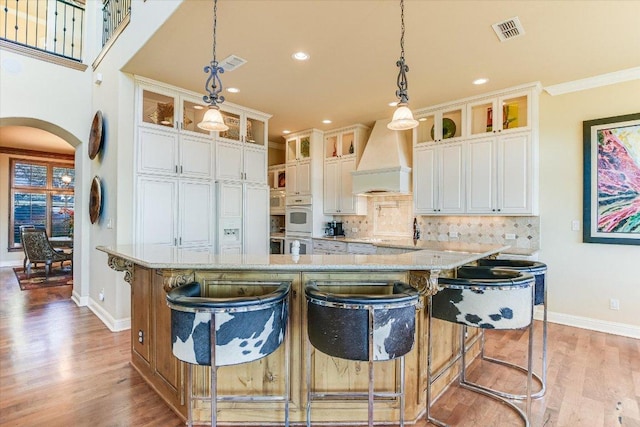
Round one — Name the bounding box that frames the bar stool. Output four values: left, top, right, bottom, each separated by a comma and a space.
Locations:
426, 267, 535, 427
305, 280, 420, 427
472, 259, 548, 398
167, 280, 291, 427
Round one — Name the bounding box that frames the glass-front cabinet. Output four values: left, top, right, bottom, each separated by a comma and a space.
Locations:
286, 135, 311, 163
139, 86, 210, 137
467, 91, 530, 137
415, 105, 464, 145
218, 107, 267, 148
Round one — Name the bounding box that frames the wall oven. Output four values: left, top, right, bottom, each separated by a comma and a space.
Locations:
285, 195, 313, 236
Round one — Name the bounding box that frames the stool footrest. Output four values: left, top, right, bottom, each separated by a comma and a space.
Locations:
477, 354, 546, 399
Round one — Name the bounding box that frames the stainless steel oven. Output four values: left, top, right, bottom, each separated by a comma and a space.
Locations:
285, 195, 313, 236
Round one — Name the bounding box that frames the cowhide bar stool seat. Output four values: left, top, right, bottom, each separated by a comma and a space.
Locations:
167, 280, 291, 427
427, 267, 535, 427
473, 259, 548, 399
304, 281, 420, 427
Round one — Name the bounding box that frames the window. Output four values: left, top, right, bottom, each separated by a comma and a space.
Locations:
9, 159, 75, 249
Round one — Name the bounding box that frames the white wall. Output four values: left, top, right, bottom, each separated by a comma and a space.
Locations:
538, 79, 640, 337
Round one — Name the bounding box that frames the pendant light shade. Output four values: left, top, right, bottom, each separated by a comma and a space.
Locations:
197, 0, 229, 132
388, 104, 418, 131
388, 0, 418, 131
198, 106, 229, 131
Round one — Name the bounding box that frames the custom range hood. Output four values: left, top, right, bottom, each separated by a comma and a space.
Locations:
352, 119, 412, 195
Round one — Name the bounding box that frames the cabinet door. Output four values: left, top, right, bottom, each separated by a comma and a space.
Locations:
140, 87, 177, 129
466, 138, 496, 213
414, 146, 437, 213
179, 180, 213, 247
440, 142, 465, 213
180, 97, 210, 136
244, 145, 267, 184
285, 163, 298, 196
218, 181, 243, 218
498, 133, 531, 214
137, 176, 177, 245
244, 185, 269, 255
296, 160, 312, 195
138, 127, 178, 175
180, 134, 212, 178
338, 157, 357, 213
216, 140, 243, 181
323, 160, 339, 214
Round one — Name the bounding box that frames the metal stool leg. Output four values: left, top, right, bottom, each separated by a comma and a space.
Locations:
210, 314, 218, 426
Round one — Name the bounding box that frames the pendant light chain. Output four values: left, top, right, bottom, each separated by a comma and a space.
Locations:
395, 0, 409, 105
203, 0, 225, 108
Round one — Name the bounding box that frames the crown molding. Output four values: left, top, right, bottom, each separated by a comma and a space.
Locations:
544, 67, 640, 96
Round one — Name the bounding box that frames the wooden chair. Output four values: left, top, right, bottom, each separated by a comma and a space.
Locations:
21, 228, 73, 279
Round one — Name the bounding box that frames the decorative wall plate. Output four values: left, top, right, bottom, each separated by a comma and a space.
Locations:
89, 176, 103, 224
88, 110, 104, 160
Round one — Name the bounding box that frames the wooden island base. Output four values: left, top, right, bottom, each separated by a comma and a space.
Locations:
121, 266, 481, 425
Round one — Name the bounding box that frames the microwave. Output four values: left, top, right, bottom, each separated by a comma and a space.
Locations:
270, 190, 286, 215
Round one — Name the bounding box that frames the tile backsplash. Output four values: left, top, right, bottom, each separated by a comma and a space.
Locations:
337, 195, 540, 250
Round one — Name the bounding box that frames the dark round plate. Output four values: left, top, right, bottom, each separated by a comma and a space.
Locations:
430, 118, 457, 140
89, 176, 102, 224
88, 111, 103, 160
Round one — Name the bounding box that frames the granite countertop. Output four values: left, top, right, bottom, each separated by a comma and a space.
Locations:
97, 243, 509, 272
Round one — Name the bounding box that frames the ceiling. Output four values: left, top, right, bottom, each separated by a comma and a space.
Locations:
123, 0, 640, 143
0, 126, 74, 154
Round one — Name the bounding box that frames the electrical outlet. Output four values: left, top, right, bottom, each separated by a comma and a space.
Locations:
351, 227, 358, 233
98, 288, 105, 301
572, 220, 580, 231
609, 298, 620, 310
505, 233, 516, 240
449, 231, 459, 238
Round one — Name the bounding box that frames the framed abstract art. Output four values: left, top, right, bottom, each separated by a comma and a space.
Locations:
583, 113, 640, 245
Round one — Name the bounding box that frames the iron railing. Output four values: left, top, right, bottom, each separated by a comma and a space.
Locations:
102, 0, 130, 47
0, 0, 85, 61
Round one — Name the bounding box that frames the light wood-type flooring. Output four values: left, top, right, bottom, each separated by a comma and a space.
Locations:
0, 267, 638, 427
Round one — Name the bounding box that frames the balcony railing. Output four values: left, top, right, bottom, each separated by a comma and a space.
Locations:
102, 0, 131, 47
0, 0, 85, 62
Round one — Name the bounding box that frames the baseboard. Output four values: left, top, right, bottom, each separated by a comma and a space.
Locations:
88, 297, 131, 332
1, 260, 21, 268
71, 290, 89, 306
535, 307, 639, 339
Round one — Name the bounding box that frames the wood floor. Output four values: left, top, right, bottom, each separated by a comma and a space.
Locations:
0, 267, 638, 427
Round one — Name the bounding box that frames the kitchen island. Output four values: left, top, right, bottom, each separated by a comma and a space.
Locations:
98, 243, 508, 425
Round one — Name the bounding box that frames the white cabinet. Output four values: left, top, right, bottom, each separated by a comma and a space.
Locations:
285, 130, 323, 197
138, 128, 212, 178
215, 106, 269, 184
414, 104, 464, 144
467, 90, 532, 138
414, 142, 465, 214
411, 83, 540, 216
136, 176, 213, 247
216, 181, 269, 255
323, 125, 369, 215
466, 132, 535, 215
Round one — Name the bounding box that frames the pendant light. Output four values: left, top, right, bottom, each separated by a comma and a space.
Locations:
387, 0, 418, 131
197, 0, 229, 132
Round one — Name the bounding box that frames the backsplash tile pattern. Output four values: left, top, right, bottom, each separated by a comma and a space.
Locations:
337, 195, 540, 250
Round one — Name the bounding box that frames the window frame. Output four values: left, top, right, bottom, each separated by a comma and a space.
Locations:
8, 157, 75, 250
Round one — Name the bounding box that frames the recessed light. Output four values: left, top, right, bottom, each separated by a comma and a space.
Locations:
227, 87, 240, 93
388, 101, 398, 107
473, 78, 489, 85
322, 119, 332, 124
283, 130, 291, 134
193, 105, 204, 110
292, 51, 310, 61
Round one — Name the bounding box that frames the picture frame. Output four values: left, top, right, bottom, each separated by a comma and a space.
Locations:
583, 112, 640, 245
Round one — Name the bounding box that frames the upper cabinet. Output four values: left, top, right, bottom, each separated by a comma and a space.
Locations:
415, 105, 464, 145
286, 134, 312, 163
323, 124, 369, 215
268, 164, 286, 190
215, 105, 271, 184
467, 90, 531, 137
285, 130, 322, 196
412, 83, 540, 216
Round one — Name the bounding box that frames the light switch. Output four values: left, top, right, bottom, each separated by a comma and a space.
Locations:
571, 220, 580, 231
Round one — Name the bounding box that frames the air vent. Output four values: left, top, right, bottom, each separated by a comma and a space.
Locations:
492, 16, 525, 42
218, 55, 247, 72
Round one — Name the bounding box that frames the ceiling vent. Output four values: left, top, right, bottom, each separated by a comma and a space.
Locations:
492, 17, 525, 42
218, 55, 247, 72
